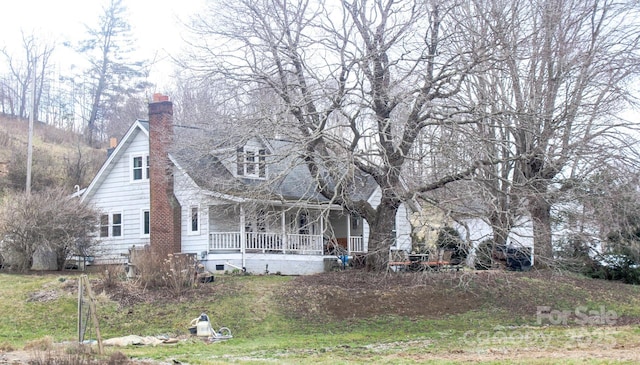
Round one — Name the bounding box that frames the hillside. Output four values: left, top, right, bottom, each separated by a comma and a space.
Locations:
0, 114, 106, 192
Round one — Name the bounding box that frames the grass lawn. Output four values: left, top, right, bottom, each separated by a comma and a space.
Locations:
0, 270, 639, 364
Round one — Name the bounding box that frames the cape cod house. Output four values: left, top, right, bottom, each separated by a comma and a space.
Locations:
81, 94, 412, 275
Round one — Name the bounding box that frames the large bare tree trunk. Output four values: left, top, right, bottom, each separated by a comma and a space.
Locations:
529, 193, 552, 264
365, 197, 400, 271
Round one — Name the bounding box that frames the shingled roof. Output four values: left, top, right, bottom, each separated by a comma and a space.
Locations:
168, 124, 378, 204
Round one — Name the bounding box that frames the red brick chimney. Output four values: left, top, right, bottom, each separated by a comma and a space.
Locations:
148, 93, 181, 257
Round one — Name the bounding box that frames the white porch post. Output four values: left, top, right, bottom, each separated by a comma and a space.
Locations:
240, 205, 246, 270
320, 213, 324, 255
347, 214, 352, 255
281, 209, 286, 253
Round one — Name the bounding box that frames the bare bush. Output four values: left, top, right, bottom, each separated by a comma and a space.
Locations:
24, 336, 55, 351
27, 347, 101, 365
131, 247, 197, 295
0, 188, 99, 271
101, 265, 126, 289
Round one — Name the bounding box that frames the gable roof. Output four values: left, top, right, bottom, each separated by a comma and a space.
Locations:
170, 125, 378, 204
80, 120, 149, 203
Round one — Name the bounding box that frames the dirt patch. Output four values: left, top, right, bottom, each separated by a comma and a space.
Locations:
278, 271, 480, 320
89, 276, 242, 309
277, 270, 640, 323
26, 290, 60, 303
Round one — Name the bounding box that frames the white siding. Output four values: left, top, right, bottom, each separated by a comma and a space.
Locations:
362, 220, 370, 252
368, 185, 383, 207
365, 187, 413, 251
395, 203, 412, 252
173, 168, 213, 256
454, 218, 534, 249
86, 129, 150, 262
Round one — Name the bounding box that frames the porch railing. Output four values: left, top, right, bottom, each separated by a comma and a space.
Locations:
209, 232, 241, 250
245, 232, 281, 252
286, 234, 323, 254
349, 236, 364, 253
209, 232, 363, 255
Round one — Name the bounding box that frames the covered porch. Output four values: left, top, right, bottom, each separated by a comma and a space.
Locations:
207, 203, 366, 256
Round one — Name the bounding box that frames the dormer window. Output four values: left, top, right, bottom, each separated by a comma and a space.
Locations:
236, 147, 267, 178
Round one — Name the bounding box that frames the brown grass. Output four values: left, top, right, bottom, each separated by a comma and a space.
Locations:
278, 269, 640, 323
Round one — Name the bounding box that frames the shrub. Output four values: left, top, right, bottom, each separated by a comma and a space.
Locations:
435, 226, 469, 265
101, 265, 126, 289
554, 235, 594, 271
589, 242, 640, 284
556, 234, 640, 284
0, 188, 99, 271
130, 247, 197, 295
24, 336, 55, 351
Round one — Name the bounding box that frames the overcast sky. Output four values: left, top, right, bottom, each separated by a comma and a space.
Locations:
0, 0, 205, 88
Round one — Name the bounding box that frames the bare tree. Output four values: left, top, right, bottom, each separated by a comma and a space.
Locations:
182, 0, 493, 270
62, 143, 105, 191
463, 0, 640, 264
0, 32, 55, 120
0, 75, 14, 115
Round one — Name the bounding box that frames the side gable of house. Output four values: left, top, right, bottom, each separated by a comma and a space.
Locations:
81, 120, 149, 203
81, 120, 152, 263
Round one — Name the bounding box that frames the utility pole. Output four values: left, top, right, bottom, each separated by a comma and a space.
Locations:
26, 55, 36, 196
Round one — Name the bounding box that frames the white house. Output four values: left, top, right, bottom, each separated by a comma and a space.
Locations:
81, 95, 412, 275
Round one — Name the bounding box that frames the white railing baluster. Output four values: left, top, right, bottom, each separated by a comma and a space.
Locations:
350, 236, 364, 253
209, 232, 363, 255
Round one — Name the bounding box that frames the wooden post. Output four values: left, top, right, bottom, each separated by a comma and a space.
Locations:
77, 278, 83, 343
281, 209, 286, 254
81, 275, 104, 354
347, 214, 352, 255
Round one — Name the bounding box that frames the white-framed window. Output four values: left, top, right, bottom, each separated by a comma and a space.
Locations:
99, 212, 123, 238
188, 206, 200, 235
236, 147, 266, 178
131, 153, 150, 181
141, 209, 150, 237
351, 212, 360, 230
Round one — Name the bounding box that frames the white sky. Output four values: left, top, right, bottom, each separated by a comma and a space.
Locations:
0, 0, 205, 88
